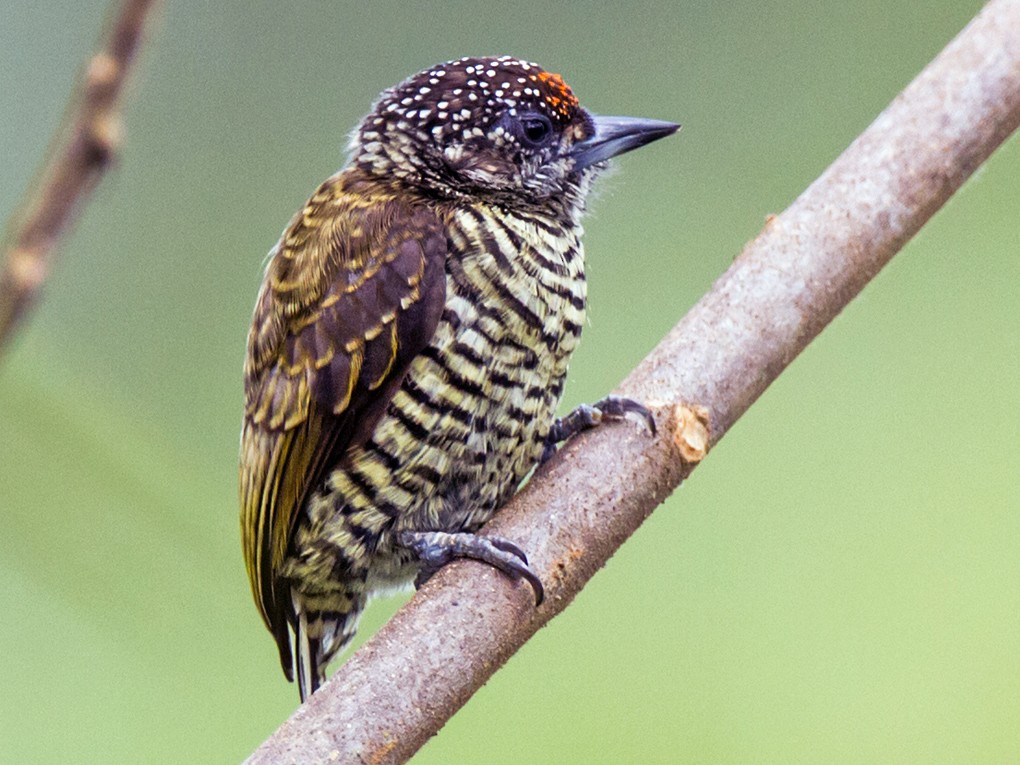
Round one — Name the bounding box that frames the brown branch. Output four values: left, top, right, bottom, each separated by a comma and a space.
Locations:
0, 0, 160, 351
247, 1, 1020, 762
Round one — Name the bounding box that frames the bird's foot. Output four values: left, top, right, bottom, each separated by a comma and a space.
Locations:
397, 530, 544, 606
540, 394, 657, 463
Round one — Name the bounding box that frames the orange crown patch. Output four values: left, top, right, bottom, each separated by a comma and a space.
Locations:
531, 70, 579, 119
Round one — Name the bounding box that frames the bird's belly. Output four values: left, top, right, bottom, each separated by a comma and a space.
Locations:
292, 279, 584, 594
363, 295, 577, 533
292, 210, 587, 595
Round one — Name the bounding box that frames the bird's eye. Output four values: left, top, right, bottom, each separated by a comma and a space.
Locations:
518, 114, 554, 147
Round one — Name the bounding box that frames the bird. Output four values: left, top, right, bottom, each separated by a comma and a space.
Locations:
240, 55, 679, 701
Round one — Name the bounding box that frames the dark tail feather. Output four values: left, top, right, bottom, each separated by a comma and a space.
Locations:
292, 592, 366, 702
273, 613, 295, 683
295, 607, 322, 702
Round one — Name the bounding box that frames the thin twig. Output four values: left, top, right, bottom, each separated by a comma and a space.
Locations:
247, 1, 1020, 762
0, 0, 160, 351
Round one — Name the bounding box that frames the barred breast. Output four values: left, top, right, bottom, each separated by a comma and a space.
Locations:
288, 201, 587, 592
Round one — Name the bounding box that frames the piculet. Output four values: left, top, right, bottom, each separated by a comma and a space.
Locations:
239, 55, 679, 701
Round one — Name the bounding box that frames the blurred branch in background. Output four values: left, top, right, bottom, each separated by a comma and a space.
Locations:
0, 0, 160, 352
246, 0, 1019, 762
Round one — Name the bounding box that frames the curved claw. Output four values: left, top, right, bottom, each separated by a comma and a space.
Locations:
542, 395, 657, 462
487, 536, 528, 562
398, 530, 544, 606
489, 542, 545, 606
598, 395, 657, 436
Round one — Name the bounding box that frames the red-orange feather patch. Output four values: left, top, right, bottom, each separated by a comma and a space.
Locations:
531, 70, 579, 120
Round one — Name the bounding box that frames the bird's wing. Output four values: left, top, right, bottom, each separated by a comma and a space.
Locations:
239, 176, 447, 676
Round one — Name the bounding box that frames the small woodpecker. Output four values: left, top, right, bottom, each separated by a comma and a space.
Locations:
240, 55, 679, 701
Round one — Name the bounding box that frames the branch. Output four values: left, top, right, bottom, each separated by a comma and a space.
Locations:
247, 1, 1020, 762
0, 0, 160, 351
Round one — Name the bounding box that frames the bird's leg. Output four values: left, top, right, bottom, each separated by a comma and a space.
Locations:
397, 530, 544, 605
541, 394, 657, 463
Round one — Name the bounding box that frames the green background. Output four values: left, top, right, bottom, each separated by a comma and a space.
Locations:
2, 1, 1017, 762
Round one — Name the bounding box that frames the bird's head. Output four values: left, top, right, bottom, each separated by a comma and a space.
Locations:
350, 56, 679, 215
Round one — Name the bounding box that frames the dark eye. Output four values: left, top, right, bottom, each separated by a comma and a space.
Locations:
518, 114, 553, 147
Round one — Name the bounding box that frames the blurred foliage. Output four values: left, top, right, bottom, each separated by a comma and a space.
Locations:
1, 1, 1017, 762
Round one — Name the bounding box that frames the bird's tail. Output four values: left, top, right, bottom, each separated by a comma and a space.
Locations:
292, 589, 366, 702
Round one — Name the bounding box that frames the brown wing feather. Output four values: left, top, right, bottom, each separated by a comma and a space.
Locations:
239, 173, 447, 674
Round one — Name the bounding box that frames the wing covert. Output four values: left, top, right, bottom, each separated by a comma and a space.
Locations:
239, 177, 447, 673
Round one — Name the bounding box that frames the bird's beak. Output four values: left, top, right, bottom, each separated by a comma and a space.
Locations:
569, 115, 680, 171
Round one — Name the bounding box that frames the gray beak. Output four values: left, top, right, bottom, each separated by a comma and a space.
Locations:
569, 115, 680, 171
